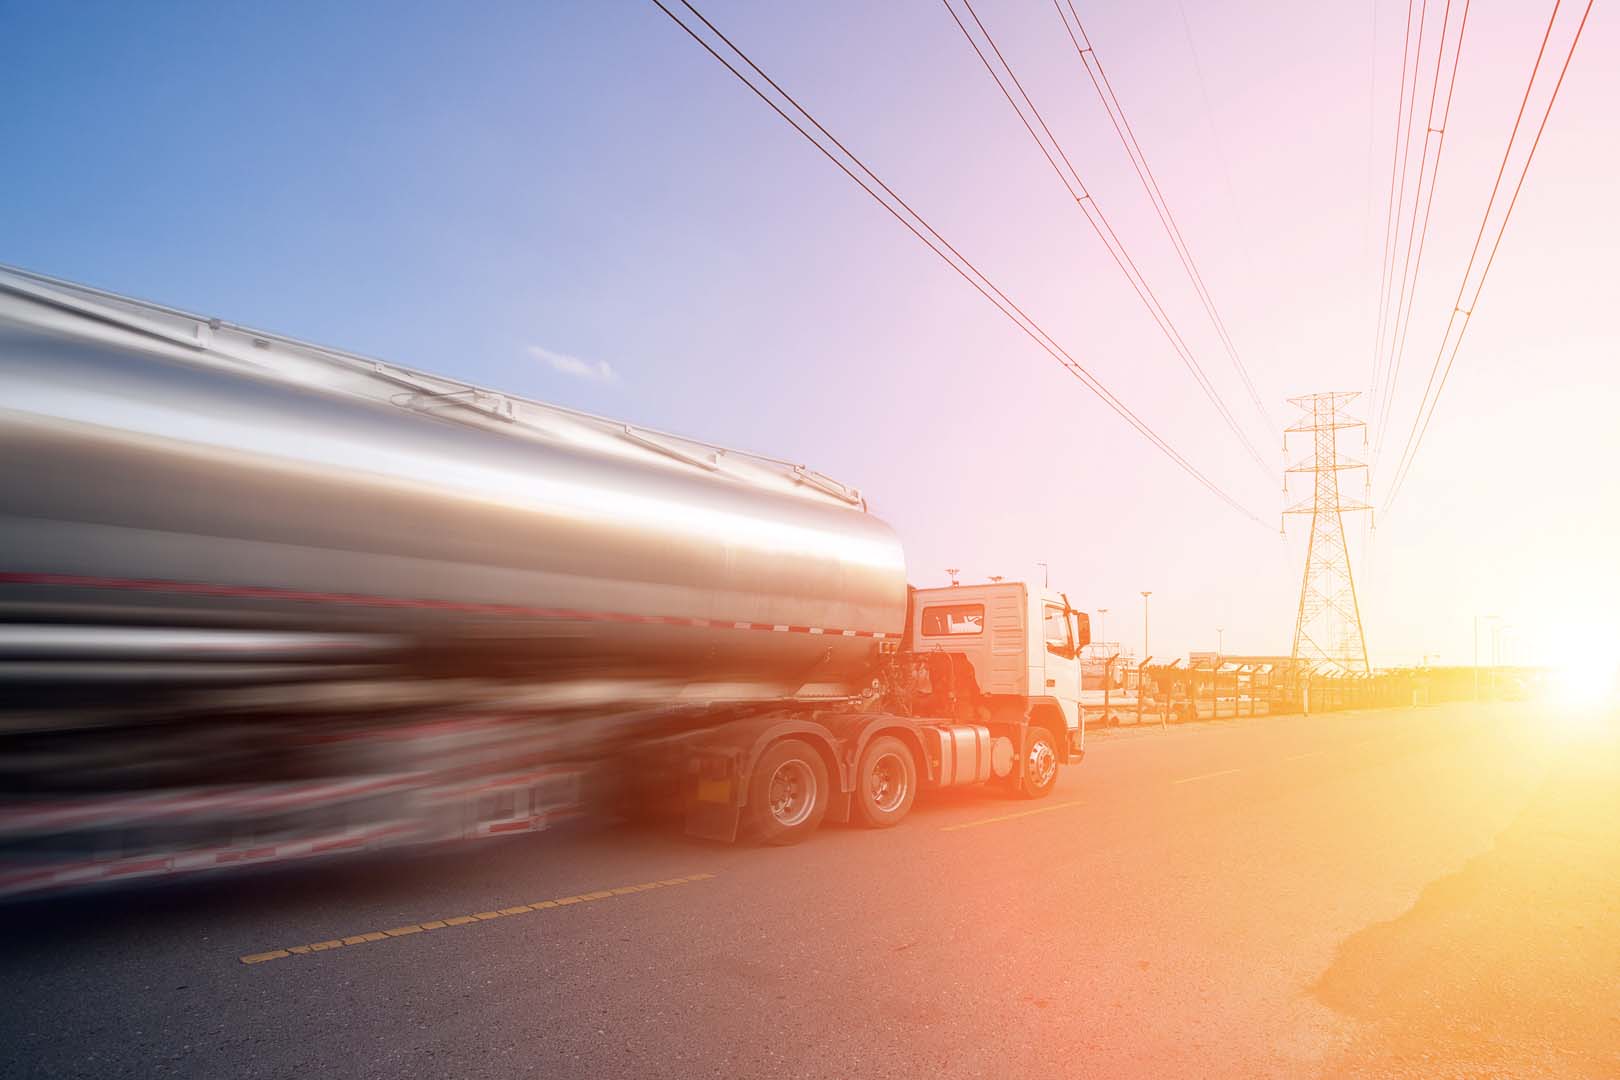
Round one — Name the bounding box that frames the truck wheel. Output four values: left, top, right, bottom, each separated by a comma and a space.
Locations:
1018, 728, 1060, 800
746, 738, 829, 845
853, 735, 916, 828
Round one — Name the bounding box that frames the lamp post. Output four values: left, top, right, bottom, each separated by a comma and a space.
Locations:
1493, 624, 1512, 697
1217, 626, 1225, 658
1036, 562, 1049, 589
1098, 608, 1108, 647
1141, 591, 1152, 663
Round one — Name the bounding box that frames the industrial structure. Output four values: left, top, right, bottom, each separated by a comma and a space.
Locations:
1284, 392, 1371, 673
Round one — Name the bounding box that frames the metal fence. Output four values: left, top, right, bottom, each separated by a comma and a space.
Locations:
1124, 661, 1526, 725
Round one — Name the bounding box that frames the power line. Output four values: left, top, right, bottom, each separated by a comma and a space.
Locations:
650, 0, 1270, 528
1364, 1, 1430, 579
1357, 0, 1380, 601
1371, 0, 1472, 470
1384, 0, 1586, 510
941, 0, 1273, 477
1382, 0, 1593, 515
1050, 0, 1274, 433
948, 0, 1268, 473
1372, 0, 1436, 445
1368, 0, 1420, 423
1372, 0, 1438, 447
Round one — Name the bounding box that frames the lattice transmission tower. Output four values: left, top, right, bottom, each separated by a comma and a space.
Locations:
1284, 392, 1370, 673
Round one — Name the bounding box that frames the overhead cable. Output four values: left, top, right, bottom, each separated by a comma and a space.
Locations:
650, 0, 1270, 528
1372, 1, 1472, 470
1382, 0, 1593, 515
942, 0, 1273, 477
1368, 0, 1422, 424
1051, 0, 1274, 433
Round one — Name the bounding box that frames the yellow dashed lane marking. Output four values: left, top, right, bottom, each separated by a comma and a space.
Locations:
239, 872, 717, 966
940, 800, 1083, 832
1171, 767, 1242, 785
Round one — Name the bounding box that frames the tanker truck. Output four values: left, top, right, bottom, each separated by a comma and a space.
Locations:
0, 265, 1090, 898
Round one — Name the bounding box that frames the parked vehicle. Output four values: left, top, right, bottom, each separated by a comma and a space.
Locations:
0, 266, 1090, 896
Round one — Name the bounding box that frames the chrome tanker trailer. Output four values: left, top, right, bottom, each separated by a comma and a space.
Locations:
0, 265, 1090, 898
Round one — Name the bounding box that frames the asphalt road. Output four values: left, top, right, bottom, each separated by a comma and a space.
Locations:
3, 701, 1617, 1079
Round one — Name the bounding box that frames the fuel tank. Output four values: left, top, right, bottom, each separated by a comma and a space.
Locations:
0, 267, 908, 703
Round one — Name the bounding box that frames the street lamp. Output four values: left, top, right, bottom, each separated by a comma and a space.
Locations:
1141, 591, 1152, 662
1097, 608, 1108, 646
1036, 562, 1049, 588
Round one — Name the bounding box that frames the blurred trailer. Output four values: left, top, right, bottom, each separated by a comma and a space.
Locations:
0, 265, 1100, 898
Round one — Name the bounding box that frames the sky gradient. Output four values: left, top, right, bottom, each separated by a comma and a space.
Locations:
2, 0, 1613, 666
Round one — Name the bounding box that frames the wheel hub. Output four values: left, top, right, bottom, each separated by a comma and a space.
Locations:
1028, 740, 1057, 788
869, 752, 908, 812
767, 760, 816, 827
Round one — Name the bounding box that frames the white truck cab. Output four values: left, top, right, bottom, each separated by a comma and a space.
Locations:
677, 580, 1096, 846
908, 581, 1092, 758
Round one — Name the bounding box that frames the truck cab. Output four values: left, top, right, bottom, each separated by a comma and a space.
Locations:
908, 581, 1092, 759
679, 580, 1094, 847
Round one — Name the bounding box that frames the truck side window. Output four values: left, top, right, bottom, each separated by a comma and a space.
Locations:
920, 604, 984, 636
1043, 604, 1072, 653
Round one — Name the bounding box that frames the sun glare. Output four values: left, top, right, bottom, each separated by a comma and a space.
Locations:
1549, 637, 1620, 711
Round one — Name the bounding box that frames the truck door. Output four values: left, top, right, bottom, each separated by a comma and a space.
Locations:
1041, 602, 1082, 731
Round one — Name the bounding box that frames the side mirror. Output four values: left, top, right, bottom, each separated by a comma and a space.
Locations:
1072, 611, 1091, 650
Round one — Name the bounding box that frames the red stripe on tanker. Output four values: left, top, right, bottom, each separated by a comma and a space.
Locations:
0, 573, 896, 640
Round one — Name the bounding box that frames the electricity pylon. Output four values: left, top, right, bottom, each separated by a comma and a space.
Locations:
1284, 392, 1370, 673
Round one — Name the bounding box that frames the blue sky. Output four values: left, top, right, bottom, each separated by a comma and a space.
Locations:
4, 1, 1615, 665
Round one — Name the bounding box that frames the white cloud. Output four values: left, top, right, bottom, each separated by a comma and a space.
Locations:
527, 345, 619, 383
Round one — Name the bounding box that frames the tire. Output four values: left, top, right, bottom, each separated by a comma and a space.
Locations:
1018, 726, 1061, 800
744, 738, 829, 845
853, 735, 917, 828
